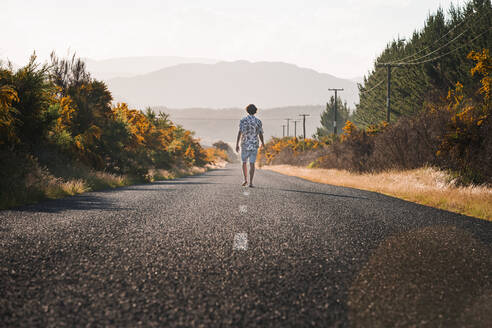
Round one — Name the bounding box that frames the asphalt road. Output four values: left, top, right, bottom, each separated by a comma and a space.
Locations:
1, 164, 492, 327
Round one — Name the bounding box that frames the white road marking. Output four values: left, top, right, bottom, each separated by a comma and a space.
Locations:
243, 191, 250, 196
239, 205, 248, 213
233, 233, 248, 250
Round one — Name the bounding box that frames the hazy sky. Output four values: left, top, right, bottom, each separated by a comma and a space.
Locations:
2, 0, 465, 79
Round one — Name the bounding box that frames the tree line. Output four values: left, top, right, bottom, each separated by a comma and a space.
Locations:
351, 0, 490, 127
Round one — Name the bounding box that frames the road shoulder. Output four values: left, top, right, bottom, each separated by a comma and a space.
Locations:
261, 164, 492, 221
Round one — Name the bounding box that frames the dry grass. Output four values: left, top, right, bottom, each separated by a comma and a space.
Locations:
43, 170, 127, 199
87, 171, 127, 189
263, 165, 492, 221
44, 178, 89, 198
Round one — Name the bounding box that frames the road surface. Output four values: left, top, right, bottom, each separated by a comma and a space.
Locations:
1, 164, 491, 327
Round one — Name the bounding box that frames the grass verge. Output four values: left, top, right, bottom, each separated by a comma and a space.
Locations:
262, 165, 492, 221
1, 161, 227, 210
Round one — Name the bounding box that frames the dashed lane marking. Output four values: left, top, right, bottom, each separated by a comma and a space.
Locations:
233, 233, 248, 250
239, 205, 248, 213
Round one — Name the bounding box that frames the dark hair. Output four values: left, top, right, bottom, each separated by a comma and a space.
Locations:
246, 104, 257, 115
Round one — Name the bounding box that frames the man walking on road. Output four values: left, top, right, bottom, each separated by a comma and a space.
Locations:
236, 104, 265, 187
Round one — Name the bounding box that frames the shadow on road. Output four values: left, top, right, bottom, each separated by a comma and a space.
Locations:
182, 174, 233, 178
120, 187, 177, 191
203, 174, 234, 177
156, 181, 222, 185
263, 187, 370, 200
9, 194, 133, 213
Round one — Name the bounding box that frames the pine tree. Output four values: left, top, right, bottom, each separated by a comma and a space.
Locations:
315, 96, 351, 137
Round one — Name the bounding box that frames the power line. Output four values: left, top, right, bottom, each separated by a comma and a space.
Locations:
397, 28, 491, 65
359, 79, 385, 94
386, 16, 470, 64
386, 10, 484, 65
399, 28, 470, 64
381, 28, 468, 66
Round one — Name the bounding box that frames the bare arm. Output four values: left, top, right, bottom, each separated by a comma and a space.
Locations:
259, 132, 265, 148
236, 130, 242, 152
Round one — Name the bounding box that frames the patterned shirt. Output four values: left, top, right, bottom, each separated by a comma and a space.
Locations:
239, 115, 263, 151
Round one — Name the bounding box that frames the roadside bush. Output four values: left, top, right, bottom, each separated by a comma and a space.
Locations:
204, 147, 229, 163
0, 151, 45, 208
436, 50, 492, 184
0, 53, 223, 208
213, 140, 237, 162
258, 137, 322, 167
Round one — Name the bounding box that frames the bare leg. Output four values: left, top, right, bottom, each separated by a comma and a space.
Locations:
249, 162, 255, 187
242, 162, 248, 186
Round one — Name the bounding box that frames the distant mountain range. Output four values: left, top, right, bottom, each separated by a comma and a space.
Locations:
104, 60, 360, 109
84, 56, 217, 80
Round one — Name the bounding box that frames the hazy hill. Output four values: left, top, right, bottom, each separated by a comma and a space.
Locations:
156, 105, 326, 145
107, 61, 359, 109
84, 56, 217, 80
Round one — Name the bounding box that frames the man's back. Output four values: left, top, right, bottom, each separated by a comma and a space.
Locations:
236, 104, 265, 187
239, 115, 263, 151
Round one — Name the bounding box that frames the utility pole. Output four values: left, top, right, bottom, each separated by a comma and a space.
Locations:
386, 65, 391, 122
299, 114, 310, 139
376, 63, 405, 122
285, 118, 291, 137
328, 88, 344, 135
293, 120, 299, 138
282, 125, 286, 137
